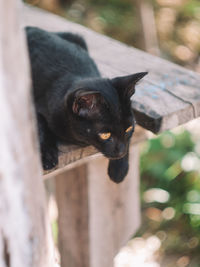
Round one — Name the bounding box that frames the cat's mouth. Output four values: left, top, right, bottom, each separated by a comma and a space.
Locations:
104, 151, 127, 160
107, 155, 126, 160
100, 146, 128, 160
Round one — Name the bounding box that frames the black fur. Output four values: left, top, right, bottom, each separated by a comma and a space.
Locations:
26, 26, 147, 183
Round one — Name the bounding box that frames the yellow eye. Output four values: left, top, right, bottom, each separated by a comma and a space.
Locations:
99, 132, 111, 140
125, 126, 133, 133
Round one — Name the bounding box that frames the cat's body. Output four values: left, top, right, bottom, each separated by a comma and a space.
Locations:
26, 26, 147, 183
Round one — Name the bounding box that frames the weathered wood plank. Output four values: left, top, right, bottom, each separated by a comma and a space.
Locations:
88, 145, 141, 267
22, 4, 200, 134
56, 164, 89, 267
55, 144, 140, 267
0, 1, 55, 266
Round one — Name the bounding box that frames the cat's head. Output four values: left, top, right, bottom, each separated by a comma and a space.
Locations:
65, 72, 147, 159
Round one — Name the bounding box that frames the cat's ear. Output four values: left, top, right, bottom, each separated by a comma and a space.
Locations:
111, 72, 148, 98
72, 90, 104, 118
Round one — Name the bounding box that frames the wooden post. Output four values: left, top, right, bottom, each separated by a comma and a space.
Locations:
56, 165, 89, 267
0, 1, 55, 267
135, 0, 160, 56
56, 144, 141, 267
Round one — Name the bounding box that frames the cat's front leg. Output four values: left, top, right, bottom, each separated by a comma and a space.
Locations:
108, 152, 129, 183
37, 113, 58, 170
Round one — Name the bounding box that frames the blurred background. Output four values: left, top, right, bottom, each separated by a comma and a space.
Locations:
25, 0, 200, 266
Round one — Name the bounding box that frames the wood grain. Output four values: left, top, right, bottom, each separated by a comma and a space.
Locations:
22, 4, 200, 134
56, 165, 89, 267
88, 144, 141, 267
0, 1, 55, 267
55, 144, 141, 267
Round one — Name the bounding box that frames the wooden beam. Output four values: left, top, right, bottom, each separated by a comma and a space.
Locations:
22, 4, 200, 134
0, 1, 55, 266
56, 144, 141, 267
56, 164, 89, 267
135, 0, 160, 56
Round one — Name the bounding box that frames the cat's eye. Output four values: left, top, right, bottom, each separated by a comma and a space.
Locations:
125, 126, 133, 133
99, 132, 111, 140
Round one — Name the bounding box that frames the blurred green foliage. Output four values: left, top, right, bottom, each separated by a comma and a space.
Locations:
180, 0, 200, 17
66, 0, 140, 46
65, 0, 200, 68
138, 128, 200, 265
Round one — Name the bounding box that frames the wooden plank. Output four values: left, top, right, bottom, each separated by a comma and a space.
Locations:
0, 1, 55, 267
55, 144, 140, 267
21, 4, 200, 134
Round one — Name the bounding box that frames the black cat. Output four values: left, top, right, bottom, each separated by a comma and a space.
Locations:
26, 26, 147, 183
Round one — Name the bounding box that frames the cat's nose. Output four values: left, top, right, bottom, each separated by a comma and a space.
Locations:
115, 143, 126, 158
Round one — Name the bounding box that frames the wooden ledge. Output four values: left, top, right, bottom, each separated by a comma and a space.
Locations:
22, 4, 200, 134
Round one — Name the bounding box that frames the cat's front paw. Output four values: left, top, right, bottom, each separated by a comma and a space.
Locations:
41, 147, 58, 170
108, 157, 129, 183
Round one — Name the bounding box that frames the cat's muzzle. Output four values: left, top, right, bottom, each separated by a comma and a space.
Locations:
106, 149, 127, 160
